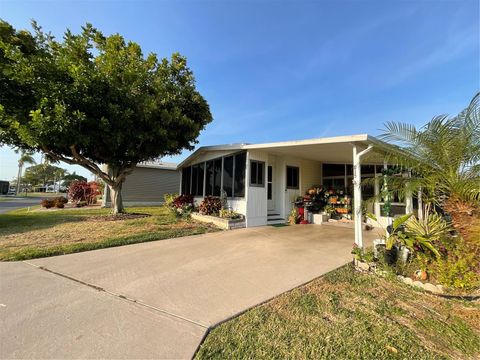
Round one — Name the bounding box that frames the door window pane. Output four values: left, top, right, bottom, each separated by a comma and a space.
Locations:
286, 166, 299, 189
250, 160, 265, 186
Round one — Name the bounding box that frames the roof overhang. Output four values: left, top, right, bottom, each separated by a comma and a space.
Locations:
178, 134, 399, 168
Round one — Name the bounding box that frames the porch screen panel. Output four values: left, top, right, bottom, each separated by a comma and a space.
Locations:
213, 159, 222, 196
195, 163, 205, 196
223, 156, 234, 197
191, 165, 198, 196
182, 166, 191, 194
234, 152, 246, 197
205, 160, 214, 196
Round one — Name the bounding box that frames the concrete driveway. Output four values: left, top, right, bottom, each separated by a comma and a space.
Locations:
1, 224, 379, 359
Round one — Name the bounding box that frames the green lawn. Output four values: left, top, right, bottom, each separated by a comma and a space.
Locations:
0, 206, 219, 261
196, 265, 480, 360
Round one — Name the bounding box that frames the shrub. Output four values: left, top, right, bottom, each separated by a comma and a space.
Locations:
68, 181, 100, 205
41, 199, 55, 208
164, 193, 178, 210
431, 238, 480, 292
56, 196, 68, 204
53, 196, 68, 208
164, 193, 194, 217
219, 209, 242, 219
76, 201, 87, 208
199, 196, 222, 216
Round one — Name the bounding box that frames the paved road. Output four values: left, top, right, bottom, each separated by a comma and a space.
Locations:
1, 224, 379, 359
0, 197, 46, 214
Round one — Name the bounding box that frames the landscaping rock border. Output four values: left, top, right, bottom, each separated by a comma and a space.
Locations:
191, 212, 246, 230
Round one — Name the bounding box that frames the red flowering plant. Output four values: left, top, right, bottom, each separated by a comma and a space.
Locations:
68, 181, 101, 206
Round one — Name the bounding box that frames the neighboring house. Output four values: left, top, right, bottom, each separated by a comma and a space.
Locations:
103, 161, 179, 206
178, 134, 417, 248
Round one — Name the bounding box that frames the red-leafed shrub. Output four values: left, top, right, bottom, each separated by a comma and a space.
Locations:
68, 181, 101, 205
164, 193, 194, 217
173, 194, 194, 209
53, 196, 68, 208
41, 199, 55, 208
199, 196, 222, 216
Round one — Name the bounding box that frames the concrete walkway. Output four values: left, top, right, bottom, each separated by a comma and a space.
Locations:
0, 224, 379, 359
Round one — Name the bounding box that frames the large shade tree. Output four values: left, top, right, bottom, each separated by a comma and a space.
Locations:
0, 20, 212, 213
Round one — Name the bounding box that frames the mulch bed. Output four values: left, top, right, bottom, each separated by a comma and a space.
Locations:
86, 213, 151, 222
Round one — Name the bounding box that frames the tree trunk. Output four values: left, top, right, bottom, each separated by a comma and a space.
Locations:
444, 197, 478, 242
16, 164, 22, 196
109, 183, 124, 215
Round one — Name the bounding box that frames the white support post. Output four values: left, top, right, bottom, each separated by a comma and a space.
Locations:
353, 144, 373, 250
374, 176, 381, 219
418, 187, 423, 220
405, 172, 413, 214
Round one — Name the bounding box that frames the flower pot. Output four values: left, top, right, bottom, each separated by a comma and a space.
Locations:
414, 270, 428, 281
399, 246, 410, 264
373, 239, 386, 259
384, 246, 398, 265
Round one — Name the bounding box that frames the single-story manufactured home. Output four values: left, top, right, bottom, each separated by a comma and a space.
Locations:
178, 134, 418, 248
103, 161, 179, 207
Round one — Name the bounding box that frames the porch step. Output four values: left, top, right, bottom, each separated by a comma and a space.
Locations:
267, 217, 286, 225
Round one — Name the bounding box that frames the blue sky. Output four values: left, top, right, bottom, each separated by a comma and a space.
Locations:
0, 0, 478, 181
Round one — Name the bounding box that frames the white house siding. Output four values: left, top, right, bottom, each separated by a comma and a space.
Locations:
105, 166, 179, 206
246, 150, 269, 227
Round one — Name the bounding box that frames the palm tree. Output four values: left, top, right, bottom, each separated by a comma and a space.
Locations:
15, 150, 36, 195
376, 92, 480, 241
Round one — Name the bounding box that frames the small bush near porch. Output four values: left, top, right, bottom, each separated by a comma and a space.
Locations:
0, 206, 219, 261
196, 265, 480, 360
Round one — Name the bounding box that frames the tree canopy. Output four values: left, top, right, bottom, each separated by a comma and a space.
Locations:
0, 20, 212, 213
22, 163, 67, 188
62, 172, 87, 188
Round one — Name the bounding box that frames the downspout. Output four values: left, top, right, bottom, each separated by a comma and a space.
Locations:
352, 144, 373, 250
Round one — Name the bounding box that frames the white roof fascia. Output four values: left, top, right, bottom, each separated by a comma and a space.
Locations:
177, 134, 392, 168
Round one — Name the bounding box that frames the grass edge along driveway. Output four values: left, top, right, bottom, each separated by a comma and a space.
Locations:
196, 265, 480, 360
0, 206, 219, 261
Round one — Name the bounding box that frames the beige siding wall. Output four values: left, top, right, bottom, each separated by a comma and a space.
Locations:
106, 167, 179, 204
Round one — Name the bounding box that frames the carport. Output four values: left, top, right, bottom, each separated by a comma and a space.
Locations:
2, 224, 380, 359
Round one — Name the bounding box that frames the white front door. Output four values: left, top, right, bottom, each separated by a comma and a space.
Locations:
267, 165, 275, 211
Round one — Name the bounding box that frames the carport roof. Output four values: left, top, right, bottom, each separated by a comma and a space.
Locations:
179, 134, 397, 168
